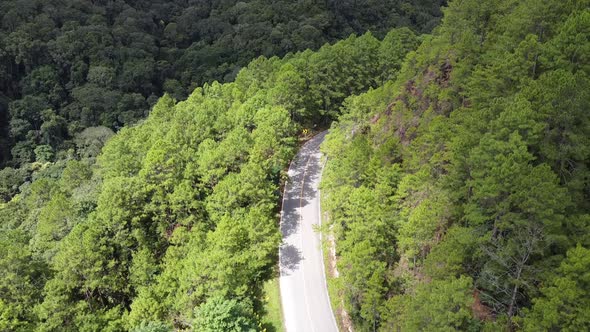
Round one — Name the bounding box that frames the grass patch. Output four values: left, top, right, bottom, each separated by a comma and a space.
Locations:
260, 277, 284, 332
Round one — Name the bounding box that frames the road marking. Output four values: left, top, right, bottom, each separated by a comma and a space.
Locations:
300, 151, 316, 332
280, 132, 337, 332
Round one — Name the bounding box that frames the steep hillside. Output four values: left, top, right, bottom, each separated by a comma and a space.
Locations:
321, 0, 590, 330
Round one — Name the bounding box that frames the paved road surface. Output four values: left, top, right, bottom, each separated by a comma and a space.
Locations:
279, 131, 338, 332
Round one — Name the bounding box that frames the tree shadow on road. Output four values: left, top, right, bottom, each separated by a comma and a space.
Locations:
300, 154, 321, 204
280, 195, 303, 238
279, 243, 303, 275
280, 141, 323, 237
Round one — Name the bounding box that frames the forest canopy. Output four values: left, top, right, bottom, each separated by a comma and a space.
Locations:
320, 0, 590, 330
0, 26, 421, 330
1, 0, 589, 331
0, 0, 444, 169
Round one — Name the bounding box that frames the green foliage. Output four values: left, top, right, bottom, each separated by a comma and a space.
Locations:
523, 245, 590, 331
193, 296, 257, 332
0, 0, 442, 170
2, 1, 587, 331
0, 24, 422, 330
423, 226, 477, 280
34, 145, 54, 163
74, 126, 115, 159
0, 167, 28, 202
131, 321, 173, 332
31, 192, 75, 261
320, 1, 590, 331
381, 276, 476, 331
0, 230, 46, 331
321, 86, 406, 329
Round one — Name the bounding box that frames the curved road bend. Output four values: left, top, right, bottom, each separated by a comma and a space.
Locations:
279, 131, 338, 332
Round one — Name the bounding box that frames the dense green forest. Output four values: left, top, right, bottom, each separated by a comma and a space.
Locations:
0, 1, 446, 330
1, 0, 589, 331
0, 18, 421, 330
321, 0, 590, 330
0, 0, 443, 171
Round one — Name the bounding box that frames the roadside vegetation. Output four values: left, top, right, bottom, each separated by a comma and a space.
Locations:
321, 0, 590, 330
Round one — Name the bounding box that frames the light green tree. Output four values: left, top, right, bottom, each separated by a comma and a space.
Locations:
192, 296, 256, 332
523, 245, 590, 331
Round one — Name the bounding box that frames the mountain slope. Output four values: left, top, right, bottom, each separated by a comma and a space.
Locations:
320, 1, 590, 330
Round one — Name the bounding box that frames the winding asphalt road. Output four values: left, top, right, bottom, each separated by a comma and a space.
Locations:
279, 131, 338, 332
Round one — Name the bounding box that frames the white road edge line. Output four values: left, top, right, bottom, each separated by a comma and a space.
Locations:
300, 152, 316, 332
